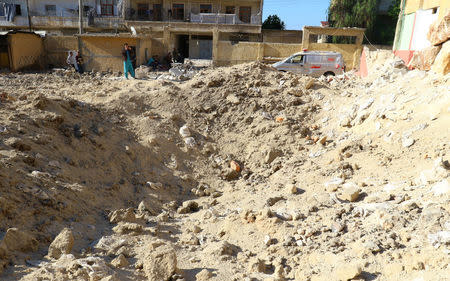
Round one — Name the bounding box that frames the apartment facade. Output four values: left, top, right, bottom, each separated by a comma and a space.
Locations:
0, 0, 263, 60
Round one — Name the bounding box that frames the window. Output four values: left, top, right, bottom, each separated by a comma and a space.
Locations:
290, 55, 304, 64
225, 6, 235, 14
200, 4, 212, 13
152, 4, 162, 21
45, 5, 56, 16
15, 4, 21, 16
100, 0, 114, 16
137, 3, 149, 19
172, 4, 184, 20
239, 6, 251, 23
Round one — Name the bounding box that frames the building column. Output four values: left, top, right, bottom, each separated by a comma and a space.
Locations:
212, 27, 219, 65
302, 28, 310, 49
163, 26, 171, 53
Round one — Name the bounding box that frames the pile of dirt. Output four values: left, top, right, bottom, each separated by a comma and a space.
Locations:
0, 60, 449, 281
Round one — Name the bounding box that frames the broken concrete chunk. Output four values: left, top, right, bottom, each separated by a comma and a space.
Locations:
340, 186, 360, 202
111, 254, 129, 268
48, 228, 74, 259
142, 245, 177, 281
265, 148, 283, 164
177, 200, 199, 214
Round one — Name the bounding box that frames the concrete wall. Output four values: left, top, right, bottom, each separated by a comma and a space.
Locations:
404, 0, 449, 20
215, 41, 261, 65
8, 33, 45, 71
44, 36, 78, 67
262, 30, 302, 44
263, 43, 302, 58
308, 42, 361, 69
81, 36, 138, 72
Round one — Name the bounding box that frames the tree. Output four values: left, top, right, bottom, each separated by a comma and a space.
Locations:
263, 15, 286, 30
327, 0, 400, 45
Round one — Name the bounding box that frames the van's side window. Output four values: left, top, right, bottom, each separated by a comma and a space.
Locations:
291, 55, 304, 64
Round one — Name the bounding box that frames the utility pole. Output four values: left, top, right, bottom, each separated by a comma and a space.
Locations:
78, 0, 83, 34
25, 0, 32, 31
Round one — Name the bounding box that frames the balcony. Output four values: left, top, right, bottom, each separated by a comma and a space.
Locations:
30, 16, 122, 30
190, 13, 262, 25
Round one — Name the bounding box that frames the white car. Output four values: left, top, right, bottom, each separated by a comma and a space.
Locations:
272, 51, 345, 77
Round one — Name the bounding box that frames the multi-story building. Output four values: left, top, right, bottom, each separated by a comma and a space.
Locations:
0, 0, 263, 60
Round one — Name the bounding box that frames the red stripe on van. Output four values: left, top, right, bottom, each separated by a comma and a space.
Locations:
311, 65, 321, 69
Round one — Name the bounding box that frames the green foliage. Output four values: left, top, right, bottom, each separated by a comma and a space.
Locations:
262, 15, 286, 30
327, 0, 401, 45
388, 0, 402, 18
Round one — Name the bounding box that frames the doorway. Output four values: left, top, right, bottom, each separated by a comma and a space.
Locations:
176, 34, 189, 61
189, 35, 212, 59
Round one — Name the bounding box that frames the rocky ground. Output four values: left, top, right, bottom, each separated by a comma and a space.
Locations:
0, 50, 449, 281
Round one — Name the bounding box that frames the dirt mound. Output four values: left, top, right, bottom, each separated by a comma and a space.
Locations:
0, 61, 449, 280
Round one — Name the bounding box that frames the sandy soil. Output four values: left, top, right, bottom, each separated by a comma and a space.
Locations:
0, 51, 449, 281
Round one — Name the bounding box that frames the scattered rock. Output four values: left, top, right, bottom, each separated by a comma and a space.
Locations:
265, 148, 283, 164
177, 200, 199, 214
111, 254, 129, 268
340, 186, 360, 202
112, 222, 144, 235
335, 262, 362, 281
142, 245, 177, 281
196, 269, 213, 281
0, 228, 38, 257
48, 228, 74, 259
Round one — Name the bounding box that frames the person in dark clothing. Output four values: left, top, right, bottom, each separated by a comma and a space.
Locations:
121, 43, 135, 79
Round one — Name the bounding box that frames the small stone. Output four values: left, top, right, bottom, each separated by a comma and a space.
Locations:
111, 254, 129, 268
112, 222, 144, 235
286, 183, 297, 194
319, 136, 327, 145
335, 262, 362, 281
177, 200, 199, 214
402, 138, 415, 148
226, 94, 240, 104
264, 235, 277, 246
195, 269, 213, 281
48, 228, 74, 259
265, 148, 283, 164
340, 186, 360, 202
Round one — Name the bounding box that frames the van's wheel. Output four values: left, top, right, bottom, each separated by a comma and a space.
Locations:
324, 71, 335, 77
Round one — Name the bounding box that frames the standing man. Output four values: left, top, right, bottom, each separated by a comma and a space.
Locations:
122, 43, 135, 79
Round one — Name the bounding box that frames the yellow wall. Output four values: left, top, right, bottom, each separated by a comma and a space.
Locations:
44, 36, 78, 68
216, 41, 360, 69
81, 37, 138, 72
215, 41, 261, 65
9, 33, 45, 72
263, 43, 302, 59
308, 43, 361, 69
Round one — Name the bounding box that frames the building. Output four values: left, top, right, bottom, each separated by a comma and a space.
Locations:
393, 0, 450, 63
0, 30, 45, 71
0, 0, 263, 60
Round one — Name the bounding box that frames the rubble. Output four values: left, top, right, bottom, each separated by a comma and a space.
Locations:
0, 58, 448, 280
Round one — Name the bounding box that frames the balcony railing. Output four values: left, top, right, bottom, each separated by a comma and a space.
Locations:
190, 13, 261, 25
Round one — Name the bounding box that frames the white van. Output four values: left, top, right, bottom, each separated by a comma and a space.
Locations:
272, 51, 345, 77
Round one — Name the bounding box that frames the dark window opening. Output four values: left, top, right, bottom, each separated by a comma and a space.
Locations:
200, 4, 212, 13
15, 4, 21, 16
100, 0, 114, 16
239, 6, 251, 23
225, 6, 235, 14
172, 4, 184, 20
152, 4, 162, 21
432, 7, 438, 14
138, 3, 149, 19
45, 5, 56, 16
